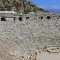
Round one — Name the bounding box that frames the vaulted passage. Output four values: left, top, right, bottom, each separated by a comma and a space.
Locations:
26, 17, 29, 20
47, 16, 51, 19
19, 17, 22, 21
41, 16, 43, 20
14, 17, 16, 21
1, 17, 6, 21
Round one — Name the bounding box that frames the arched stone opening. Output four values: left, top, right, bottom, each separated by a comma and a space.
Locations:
1, 17, 6, 21
19, 17, 22, 21
14, 17, 16, 21
41, 16, 43, 20
46, 16, 51, 19
26, 17, 30, 20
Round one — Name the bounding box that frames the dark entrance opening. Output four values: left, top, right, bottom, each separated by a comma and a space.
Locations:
19, 17, 22, 21
26, 17, 29, 20
1, 17, 6, 21
14, 17, 16, 21
46, 16, 51, 19
41, 16, 43, 20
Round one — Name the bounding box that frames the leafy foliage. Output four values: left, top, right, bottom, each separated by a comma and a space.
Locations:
0, 0, 46, 13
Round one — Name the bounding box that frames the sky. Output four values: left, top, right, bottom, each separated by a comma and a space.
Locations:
28, 0, 60, 9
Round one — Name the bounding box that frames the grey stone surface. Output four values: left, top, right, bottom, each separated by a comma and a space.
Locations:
0, 13, 60, 60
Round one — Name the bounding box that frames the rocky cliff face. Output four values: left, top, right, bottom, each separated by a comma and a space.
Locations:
0, 13, 60, 60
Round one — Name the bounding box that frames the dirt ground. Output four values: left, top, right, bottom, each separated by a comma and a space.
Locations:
37, 52, 60, 60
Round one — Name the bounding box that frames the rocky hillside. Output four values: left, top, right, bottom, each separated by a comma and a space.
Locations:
0, 0, 47, 13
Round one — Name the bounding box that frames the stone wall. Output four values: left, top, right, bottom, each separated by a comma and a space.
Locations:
0, 13, 60, 60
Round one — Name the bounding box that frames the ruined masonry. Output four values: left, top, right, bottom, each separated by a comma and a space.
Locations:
0, 11, 60, 60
